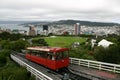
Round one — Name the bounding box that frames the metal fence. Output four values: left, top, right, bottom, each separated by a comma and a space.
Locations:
70, 57, 120, 73
10, 54, 53, 80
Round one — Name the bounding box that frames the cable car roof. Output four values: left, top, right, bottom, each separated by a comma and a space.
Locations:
27, 46, 69, 52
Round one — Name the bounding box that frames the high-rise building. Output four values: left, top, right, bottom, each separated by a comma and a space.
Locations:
43, 25, 48, 35
43, 25, 48, 31
28, 25, 36, 36
74, 23, 81, 35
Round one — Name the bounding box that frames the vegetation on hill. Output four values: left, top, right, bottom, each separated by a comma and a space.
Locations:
93, 35, 120, 64
0, 49, 35, 80
22, 19, 120, 27
0, 57, 34, 80
0, 32, 35, 80
50, 20, 120, 26
0, 32, 120, 80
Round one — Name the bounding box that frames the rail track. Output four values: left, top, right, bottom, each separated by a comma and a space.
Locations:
12, 51, 90, 80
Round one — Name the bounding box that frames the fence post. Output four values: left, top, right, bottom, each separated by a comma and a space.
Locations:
70, 58, 72, 64
113, 66, 116, 73
99, 64, 101, 70
88, 61, 90, 68
78, 60, 81, 65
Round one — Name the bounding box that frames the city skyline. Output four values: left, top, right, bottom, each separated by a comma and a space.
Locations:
0, 0, 120, 23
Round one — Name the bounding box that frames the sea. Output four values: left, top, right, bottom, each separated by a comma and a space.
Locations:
0, 23, 42, 32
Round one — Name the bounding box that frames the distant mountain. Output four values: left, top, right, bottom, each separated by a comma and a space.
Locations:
1, 20, 120, 27
49, 20, 120, 27
27, 20, 120, 27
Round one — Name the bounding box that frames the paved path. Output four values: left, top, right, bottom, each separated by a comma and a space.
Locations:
69, 64, 120, 80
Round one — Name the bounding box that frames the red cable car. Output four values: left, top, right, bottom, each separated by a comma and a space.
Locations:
25, 46, 69, 70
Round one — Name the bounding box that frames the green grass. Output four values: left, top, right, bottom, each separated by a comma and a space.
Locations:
44, 37, 87, 47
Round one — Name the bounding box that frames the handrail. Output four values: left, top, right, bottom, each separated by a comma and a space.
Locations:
10, 54, 53, 80
70, 57, 120, 73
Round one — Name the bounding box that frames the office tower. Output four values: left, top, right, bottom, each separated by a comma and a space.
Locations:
28, 25, 36, 36
43, 25, 48, 35
74, 23, 81, 35
43, 25, 48, 31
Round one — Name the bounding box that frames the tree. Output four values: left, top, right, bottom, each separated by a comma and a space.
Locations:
11, 40, 29, 52
1, 63, 34, 80
0, 32, 10, 40
94, 44, 120, 64
48, 33, 54, 36
0, 50, 10, 66
69, 45, 94, 60
0, 40, 11, 49
9, 33, 22, 41
32, 38, 48, 46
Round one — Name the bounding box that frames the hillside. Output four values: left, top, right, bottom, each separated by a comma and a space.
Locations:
24, 20, 120, 27
48, 20, 120, 26
1, 20, 120, 27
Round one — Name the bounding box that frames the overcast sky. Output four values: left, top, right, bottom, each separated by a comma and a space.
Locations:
0, 0, 120, 23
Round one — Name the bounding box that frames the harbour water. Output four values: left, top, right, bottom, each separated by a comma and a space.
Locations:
0, 24, 42, 32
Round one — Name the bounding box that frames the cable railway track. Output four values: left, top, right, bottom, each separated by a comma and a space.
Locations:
12, 52, 90, 80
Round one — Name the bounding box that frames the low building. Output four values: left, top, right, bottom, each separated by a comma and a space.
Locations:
98, 39, 113, 48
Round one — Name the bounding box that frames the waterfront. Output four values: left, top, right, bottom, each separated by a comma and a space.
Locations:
0, 24, 42, 32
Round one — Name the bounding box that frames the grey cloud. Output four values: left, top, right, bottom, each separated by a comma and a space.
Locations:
0, 0, 120, 23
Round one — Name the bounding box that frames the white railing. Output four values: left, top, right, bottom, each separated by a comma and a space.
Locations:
70, 57, 120, 73
10, 54, 53, 80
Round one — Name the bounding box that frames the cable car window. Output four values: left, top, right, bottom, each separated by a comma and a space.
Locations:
31, 50, 39, 56
56, 51, 68, 60
63, 51, 68, 58
39, 51, 47, 58
47, 52, 55, 60
56, 52, 63, 60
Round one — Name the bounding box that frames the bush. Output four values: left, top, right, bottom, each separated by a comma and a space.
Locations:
0, 58, 35, 80
0, 50, 10, 65
32, 38, 48, 46
11, 40, 29, 52
0, 40, 11, 49
94, 44, 120, 64
69, 45, 94, 60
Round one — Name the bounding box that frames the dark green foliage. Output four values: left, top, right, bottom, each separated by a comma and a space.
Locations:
0, 40, 29, 52
10, 40, 29, 52
94, 44, 120, 64
69, 45, 94, 60
9, 33, 22, 41
0, 32, 10, 40
0, 50, 10, 65
0, 40, 11, 49
32, 38, 48, 46
93, 35, 120, 64
0, 32, 22, 41
48, 33, 54, 36
0, 58, 35, 80
0, 34, 34, 80
0, 49, 35, 80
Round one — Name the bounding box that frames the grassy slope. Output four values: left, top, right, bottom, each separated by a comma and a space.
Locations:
44, 37, 86, 47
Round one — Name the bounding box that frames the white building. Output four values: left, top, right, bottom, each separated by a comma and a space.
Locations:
98, 39, 113, 48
